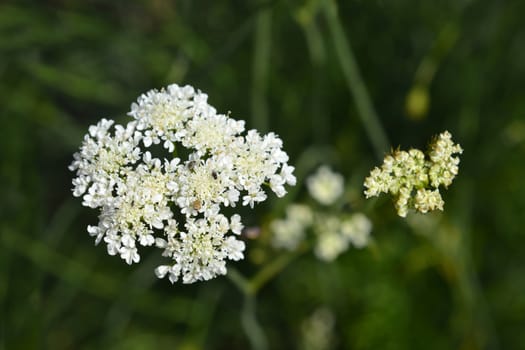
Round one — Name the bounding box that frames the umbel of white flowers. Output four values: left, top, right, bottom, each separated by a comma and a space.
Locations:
272, 166, 372, 262
69, 84, 296, 284
364, 131, 463, 217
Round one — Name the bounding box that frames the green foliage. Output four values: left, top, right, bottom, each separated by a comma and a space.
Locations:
2, 0, 525, 349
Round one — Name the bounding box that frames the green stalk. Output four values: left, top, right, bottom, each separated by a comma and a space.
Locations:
241, 293, 268, 350
226, 248, 305, 349
322, 0, 390, 159
249, 250, 303, 293
226, 268, 268, 350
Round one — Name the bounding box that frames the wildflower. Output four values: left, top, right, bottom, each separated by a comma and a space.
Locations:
314, 216, 347, 262
363, 131, 462, 217
306, 166, 345, 205
70, 84, 295, 283
340, 213, 372, 249
271, 166, 372, 262
271, 204, 313, 250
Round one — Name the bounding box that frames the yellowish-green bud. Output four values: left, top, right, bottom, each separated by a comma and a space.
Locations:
406, 85, 430, 120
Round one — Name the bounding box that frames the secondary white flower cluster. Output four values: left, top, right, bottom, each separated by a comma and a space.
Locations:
364, 131, 463, 217
306, 165, 345, 205
271, 166, 372, 262
70, 84, 295, 284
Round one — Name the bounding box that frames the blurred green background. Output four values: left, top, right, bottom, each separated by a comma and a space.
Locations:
1, 0, 525, 349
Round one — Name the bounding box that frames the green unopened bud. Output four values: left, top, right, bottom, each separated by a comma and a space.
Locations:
406, 85, 430, 120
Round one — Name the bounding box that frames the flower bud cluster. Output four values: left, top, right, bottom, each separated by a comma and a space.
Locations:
70, 84, 295, 283
271, 166, 372, 262
364, 131, 462, 217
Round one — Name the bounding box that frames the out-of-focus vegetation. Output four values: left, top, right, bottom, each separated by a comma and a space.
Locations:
1, 0, 525, 349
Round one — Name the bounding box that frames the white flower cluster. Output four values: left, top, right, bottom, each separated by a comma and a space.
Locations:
313, 212, 372, 262
306, 166, 345, 205
271, 166, 372, 262
271, 204, 314, 251
364, 131, 463, 217
70, 84, 296, 284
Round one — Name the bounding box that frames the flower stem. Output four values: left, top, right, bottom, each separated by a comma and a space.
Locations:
226, 246, 305, 349
227, 266, 252, 295
226, 268, 267, 350
241, 292, 268, 350
322, 0, 390, 159
249, 250, 303, 293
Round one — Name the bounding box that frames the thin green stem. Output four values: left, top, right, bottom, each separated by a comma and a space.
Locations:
414, 23, 459, 86
249, 249, 303, 293
226, 248, 306, 349
322, 0, 390, 159
225, 236, 307, 349
227, 266, 252, 295
241, 292, 268, 350
226, 268, 267, 350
